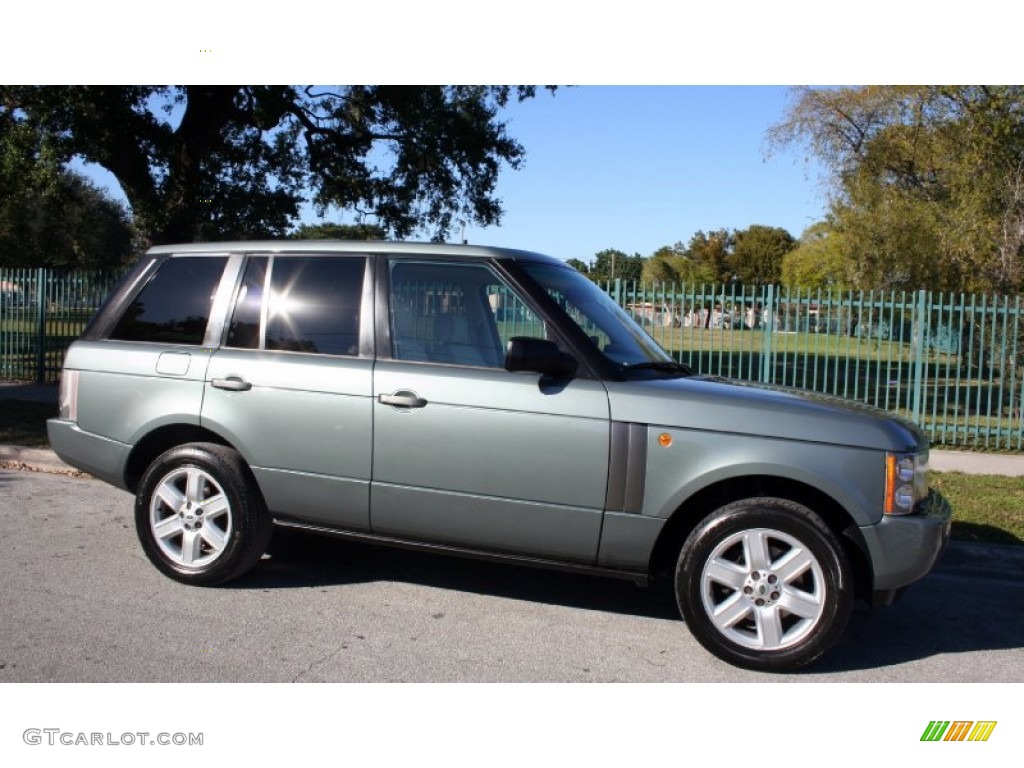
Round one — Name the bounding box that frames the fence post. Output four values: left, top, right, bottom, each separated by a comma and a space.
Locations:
613, 278, 622, 307
34, 267, 47, 385
760, 283, 775, 383
911, 289, 929, 424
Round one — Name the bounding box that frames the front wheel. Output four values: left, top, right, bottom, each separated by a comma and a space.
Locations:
675, 497, 853, 672
135, 443, 271, 586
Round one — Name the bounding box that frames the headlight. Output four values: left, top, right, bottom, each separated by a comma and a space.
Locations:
885, 450, 928, 515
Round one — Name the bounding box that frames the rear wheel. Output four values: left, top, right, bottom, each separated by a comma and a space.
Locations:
675, 497, 852, 672
135, 443, 271, 586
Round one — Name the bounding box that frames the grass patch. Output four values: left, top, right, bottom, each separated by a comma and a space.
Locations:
0, 399, 56, 447
931, 472, 1024, 546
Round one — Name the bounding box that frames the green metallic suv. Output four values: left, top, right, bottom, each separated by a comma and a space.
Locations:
48, 241, 951, 671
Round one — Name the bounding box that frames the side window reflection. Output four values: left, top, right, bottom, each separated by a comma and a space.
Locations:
225, 256, 365, 356
111, 257, 227, 345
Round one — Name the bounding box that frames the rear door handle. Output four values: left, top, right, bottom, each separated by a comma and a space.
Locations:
211, 376, 253, 392
378, 391, 427, 408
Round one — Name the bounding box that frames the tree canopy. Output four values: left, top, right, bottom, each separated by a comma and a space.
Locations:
637, 227, 792, 286
781, 221, 851, 290
1, 112, 134, 267
769, 85, 1024, 293
0, 85, 553, 248
642, 243, 691, 283
586, 248, 645, 281
290, 222, 387, 241
685, 229, 733, 283
730, 224, 795, 285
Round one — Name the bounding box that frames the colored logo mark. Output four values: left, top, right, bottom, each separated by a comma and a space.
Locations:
921, 721, 997, 742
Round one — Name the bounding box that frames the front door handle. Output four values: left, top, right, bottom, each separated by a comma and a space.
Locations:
378, 391, 427, 409
211, 376, 253, 392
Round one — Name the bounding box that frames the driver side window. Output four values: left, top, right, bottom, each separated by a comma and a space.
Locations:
388, 261, 546, 367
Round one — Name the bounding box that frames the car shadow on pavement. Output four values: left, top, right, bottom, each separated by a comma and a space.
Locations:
236, 528, 1024, 673
232, 527, 681, 622
810, 571, 1024, 673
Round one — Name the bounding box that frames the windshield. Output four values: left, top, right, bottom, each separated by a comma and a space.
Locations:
521, 262, 674, 368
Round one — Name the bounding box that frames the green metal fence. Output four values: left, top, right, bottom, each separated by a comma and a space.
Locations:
2, 267, 1023, 449
0, 268, 120, 384
605, 279, 1024, 450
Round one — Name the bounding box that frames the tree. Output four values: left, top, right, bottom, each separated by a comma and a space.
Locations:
565, 257, 590, 274
0, 171, 135, 269
781, 222, 851, 290
589, 248, 644, 281
769, 86, 1024, 292
684, 229, 733, 283
730, 224, 795, 285
0, 85, 554, 248
291, 222, 387, 240
1, 112, 134, 267
642, 244, 689, 283
638, 232, 734, 285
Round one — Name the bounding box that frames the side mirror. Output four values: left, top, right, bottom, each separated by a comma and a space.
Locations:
505, 337, 578, 377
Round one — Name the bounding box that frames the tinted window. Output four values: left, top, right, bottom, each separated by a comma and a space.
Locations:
264, 257, 365, 356
226, 257, 268, 349
110, 257, 227, 344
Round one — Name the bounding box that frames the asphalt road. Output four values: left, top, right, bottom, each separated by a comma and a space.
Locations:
1, 469, 1022, 682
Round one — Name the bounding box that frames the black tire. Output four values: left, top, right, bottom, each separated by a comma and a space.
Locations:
134, 443, 272, 586
675, 497, 853, 672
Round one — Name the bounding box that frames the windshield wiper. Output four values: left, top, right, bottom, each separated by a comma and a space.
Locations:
620, 360, 693, 377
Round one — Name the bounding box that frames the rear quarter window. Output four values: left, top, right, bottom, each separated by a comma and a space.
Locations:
110, 257, 228, 344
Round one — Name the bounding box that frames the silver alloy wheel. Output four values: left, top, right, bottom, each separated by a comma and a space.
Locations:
700, 527, 827, 651
149, 467, 233, 569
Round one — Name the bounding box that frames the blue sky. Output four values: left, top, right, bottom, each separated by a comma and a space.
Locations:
76, 86, 827, 264
476, 86, 826, 262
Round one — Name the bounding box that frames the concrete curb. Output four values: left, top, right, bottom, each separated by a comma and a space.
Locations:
0, 445, 87, 476
930, 450, 1024, 476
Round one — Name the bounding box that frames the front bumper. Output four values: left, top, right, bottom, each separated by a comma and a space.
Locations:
860, 490, 953, 598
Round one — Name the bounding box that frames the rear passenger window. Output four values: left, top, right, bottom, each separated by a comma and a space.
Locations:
110, 257, 227, 345
262, 256, 365, 356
